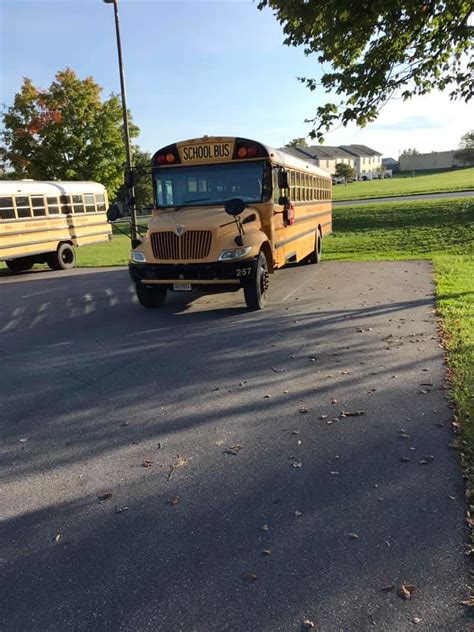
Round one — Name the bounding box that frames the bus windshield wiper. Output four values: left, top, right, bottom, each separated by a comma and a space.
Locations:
172, 197, 212, 211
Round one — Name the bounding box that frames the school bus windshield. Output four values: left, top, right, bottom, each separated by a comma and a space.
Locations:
154, 161, 272, 208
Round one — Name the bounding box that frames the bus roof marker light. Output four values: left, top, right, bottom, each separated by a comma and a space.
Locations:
156, 154, 166, 165
165, 153, 175, 163
247, 145, 257, 158
237, 147, 248, 158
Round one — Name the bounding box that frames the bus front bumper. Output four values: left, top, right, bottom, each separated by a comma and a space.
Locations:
129, 260, 257, 292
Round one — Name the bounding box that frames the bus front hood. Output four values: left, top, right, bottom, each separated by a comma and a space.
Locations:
148, 206, 253, 232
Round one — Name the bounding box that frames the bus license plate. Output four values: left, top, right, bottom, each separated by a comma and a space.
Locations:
173, 283, 192, 291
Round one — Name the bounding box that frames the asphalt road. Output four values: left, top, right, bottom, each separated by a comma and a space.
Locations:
333, 189, 474, 206
0, 262, 469, 631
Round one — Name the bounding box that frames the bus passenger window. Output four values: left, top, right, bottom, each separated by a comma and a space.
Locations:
47, 196, 60, 215
72, 194, 84, 213
15, 196, 31, 218
96, 194, 106, 212
60, 195, 72, 214
31, 196, 46, 217
0, 197, 15, 220
84, 194, 96, 213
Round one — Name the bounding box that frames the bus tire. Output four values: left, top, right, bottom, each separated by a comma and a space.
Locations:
307, 229, 322, 264
6, 257, 34, 273
136, 283, 167, 308
47, 243, 76, 270
244, 251, 269, 311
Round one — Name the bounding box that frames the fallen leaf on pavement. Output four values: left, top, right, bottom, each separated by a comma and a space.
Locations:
330, 398, 338, 404
400, 457, 411, 463
18, 437, 28, 443
262, 548, 272, 556
302, 619, 315, 629
263, 394, 271, 399
381, 584, 395, 593
294, 511, 302, 517
399, 584, 415, 599
245, 572, 258, 581
297, 440, 302, 446
340, 410, 366, 417
460, 598, 474, 607
299, 407, 309, 414
261, 523, 269, 531
142, 459, 154, 468
319, 415, 328, 420
98, 492, 113, 502
271, 367, 285, 373
53, 533, 61, 543
291, 462, 302, 469
114, 505, 130, 514
168, 496, 180, 506
412, 616, 422, 624
224, 445, 243, 455
348, 532, 359, 539
419, 455, 434, 465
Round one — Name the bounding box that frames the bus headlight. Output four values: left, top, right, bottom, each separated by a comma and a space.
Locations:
218, 247, 252, 261
130, 250, 146, 263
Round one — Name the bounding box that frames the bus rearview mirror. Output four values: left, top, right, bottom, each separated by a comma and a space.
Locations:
224, 198, 246, 217
278, 169, 289, 190
107, 204, 122, 222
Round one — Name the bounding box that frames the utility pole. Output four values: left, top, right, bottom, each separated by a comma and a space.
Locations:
103, 0, 138, 243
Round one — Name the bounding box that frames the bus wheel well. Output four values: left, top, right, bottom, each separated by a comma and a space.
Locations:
317, 224, 322, 236
260, 241, 274, 273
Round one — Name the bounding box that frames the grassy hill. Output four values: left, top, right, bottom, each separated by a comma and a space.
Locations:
332, 167, 474, 201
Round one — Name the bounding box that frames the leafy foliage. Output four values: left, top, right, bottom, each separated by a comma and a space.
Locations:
335, 162, 355, 181
257, 1, 474, 139
455, 130, 474, 165
0, 68, 139, 196
285, 137, 309, 148
400, 148, 420, 156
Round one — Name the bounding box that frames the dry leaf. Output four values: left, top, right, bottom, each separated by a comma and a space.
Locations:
98, 492, 113, 502
246, 572, 258, 582
297, 440, 302, 446
319, 415, 328, 420
263, 394, 271, 399
302, 619, 315, 629
18, 437, 28, 443
419, 455, 434, 465
168, 496, 180, 506
142, 459, 154, 468
299, 407, 309, 414
460, 598, 474, 607
340, 410, 366, 417
53, 533, 61, 543
381, 584, 395, 593
348, 532, 359, 539
330, 398, 338, 404
114, 505, 130, 514
399, 584, 415, 599
412, 616, 422, 624
330, 471, 340, 476
261, 523, 269, 531
262, 548, 272, 556
294, 511, 302, 517
400, 457, 411, 463
271, 367, 285, 373
224, 445, 243, 455
291, 462, 302, 469
400, 431, 410, 439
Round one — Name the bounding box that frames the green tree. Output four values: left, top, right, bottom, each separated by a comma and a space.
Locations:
257, 1, 473, 139
454, 130, 474, 166
115, 148, 154, 212
400, 148, 420, 156
335, 163, 355, 181
0, 68, 139, 196
285, 137, 309, 148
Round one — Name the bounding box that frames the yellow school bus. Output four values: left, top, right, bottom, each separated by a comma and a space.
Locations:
0, 181, 111, 272
123, 136, 332, 311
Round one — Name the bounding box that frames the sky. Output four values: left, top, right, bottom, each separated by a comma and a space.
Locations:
0, 0, 472, 159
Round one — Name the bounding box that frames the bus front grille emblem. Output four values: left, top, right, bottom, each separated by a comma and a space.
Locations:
175, 225, 185, 236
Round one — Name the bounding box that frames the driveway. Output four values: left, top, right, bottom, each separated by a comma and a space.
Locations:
0, 261, 468, 631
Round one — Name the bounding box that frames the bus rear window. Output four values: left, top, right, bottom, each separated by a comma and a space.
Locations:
0, 197, 15, 220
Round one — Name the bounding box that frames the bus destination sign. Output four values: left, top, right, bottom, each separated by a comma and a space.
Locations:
180, 142, 232, 163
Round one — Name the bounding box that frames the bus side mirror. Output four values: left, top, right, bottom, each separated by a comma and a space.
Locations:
107, 204, 122, 222
224, 198, 246, 217
278, 196, 289, 207
278, 169, 289, 190
124, 169, 135, 188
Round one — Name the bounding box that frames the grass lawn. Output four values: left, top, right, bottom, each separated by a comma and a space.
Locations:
324, 197, 473, 517
332, 166, 474, 201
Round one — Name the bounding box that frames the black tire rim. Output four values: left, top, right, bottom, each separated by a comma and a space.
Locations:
259, 259, 269, 297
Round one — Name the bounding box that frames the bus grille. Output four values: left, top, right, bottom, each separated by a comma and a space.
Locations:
150, 230, 212, 260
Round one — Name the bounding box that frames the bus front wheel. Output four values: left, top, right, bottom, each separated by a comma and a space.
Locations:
6, 257, 34, 273
135, 283, 167, 308
244, 251, 269, 311
47, 243, 76, 270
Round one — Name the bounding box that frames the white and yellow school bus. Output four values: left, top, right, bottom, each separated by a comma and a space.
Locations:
0, 180, 111, 273
125, 136, 332, 311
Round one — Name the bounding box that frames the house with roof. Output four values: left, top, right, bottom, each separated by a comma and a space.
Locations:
282, 144, 382, 178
